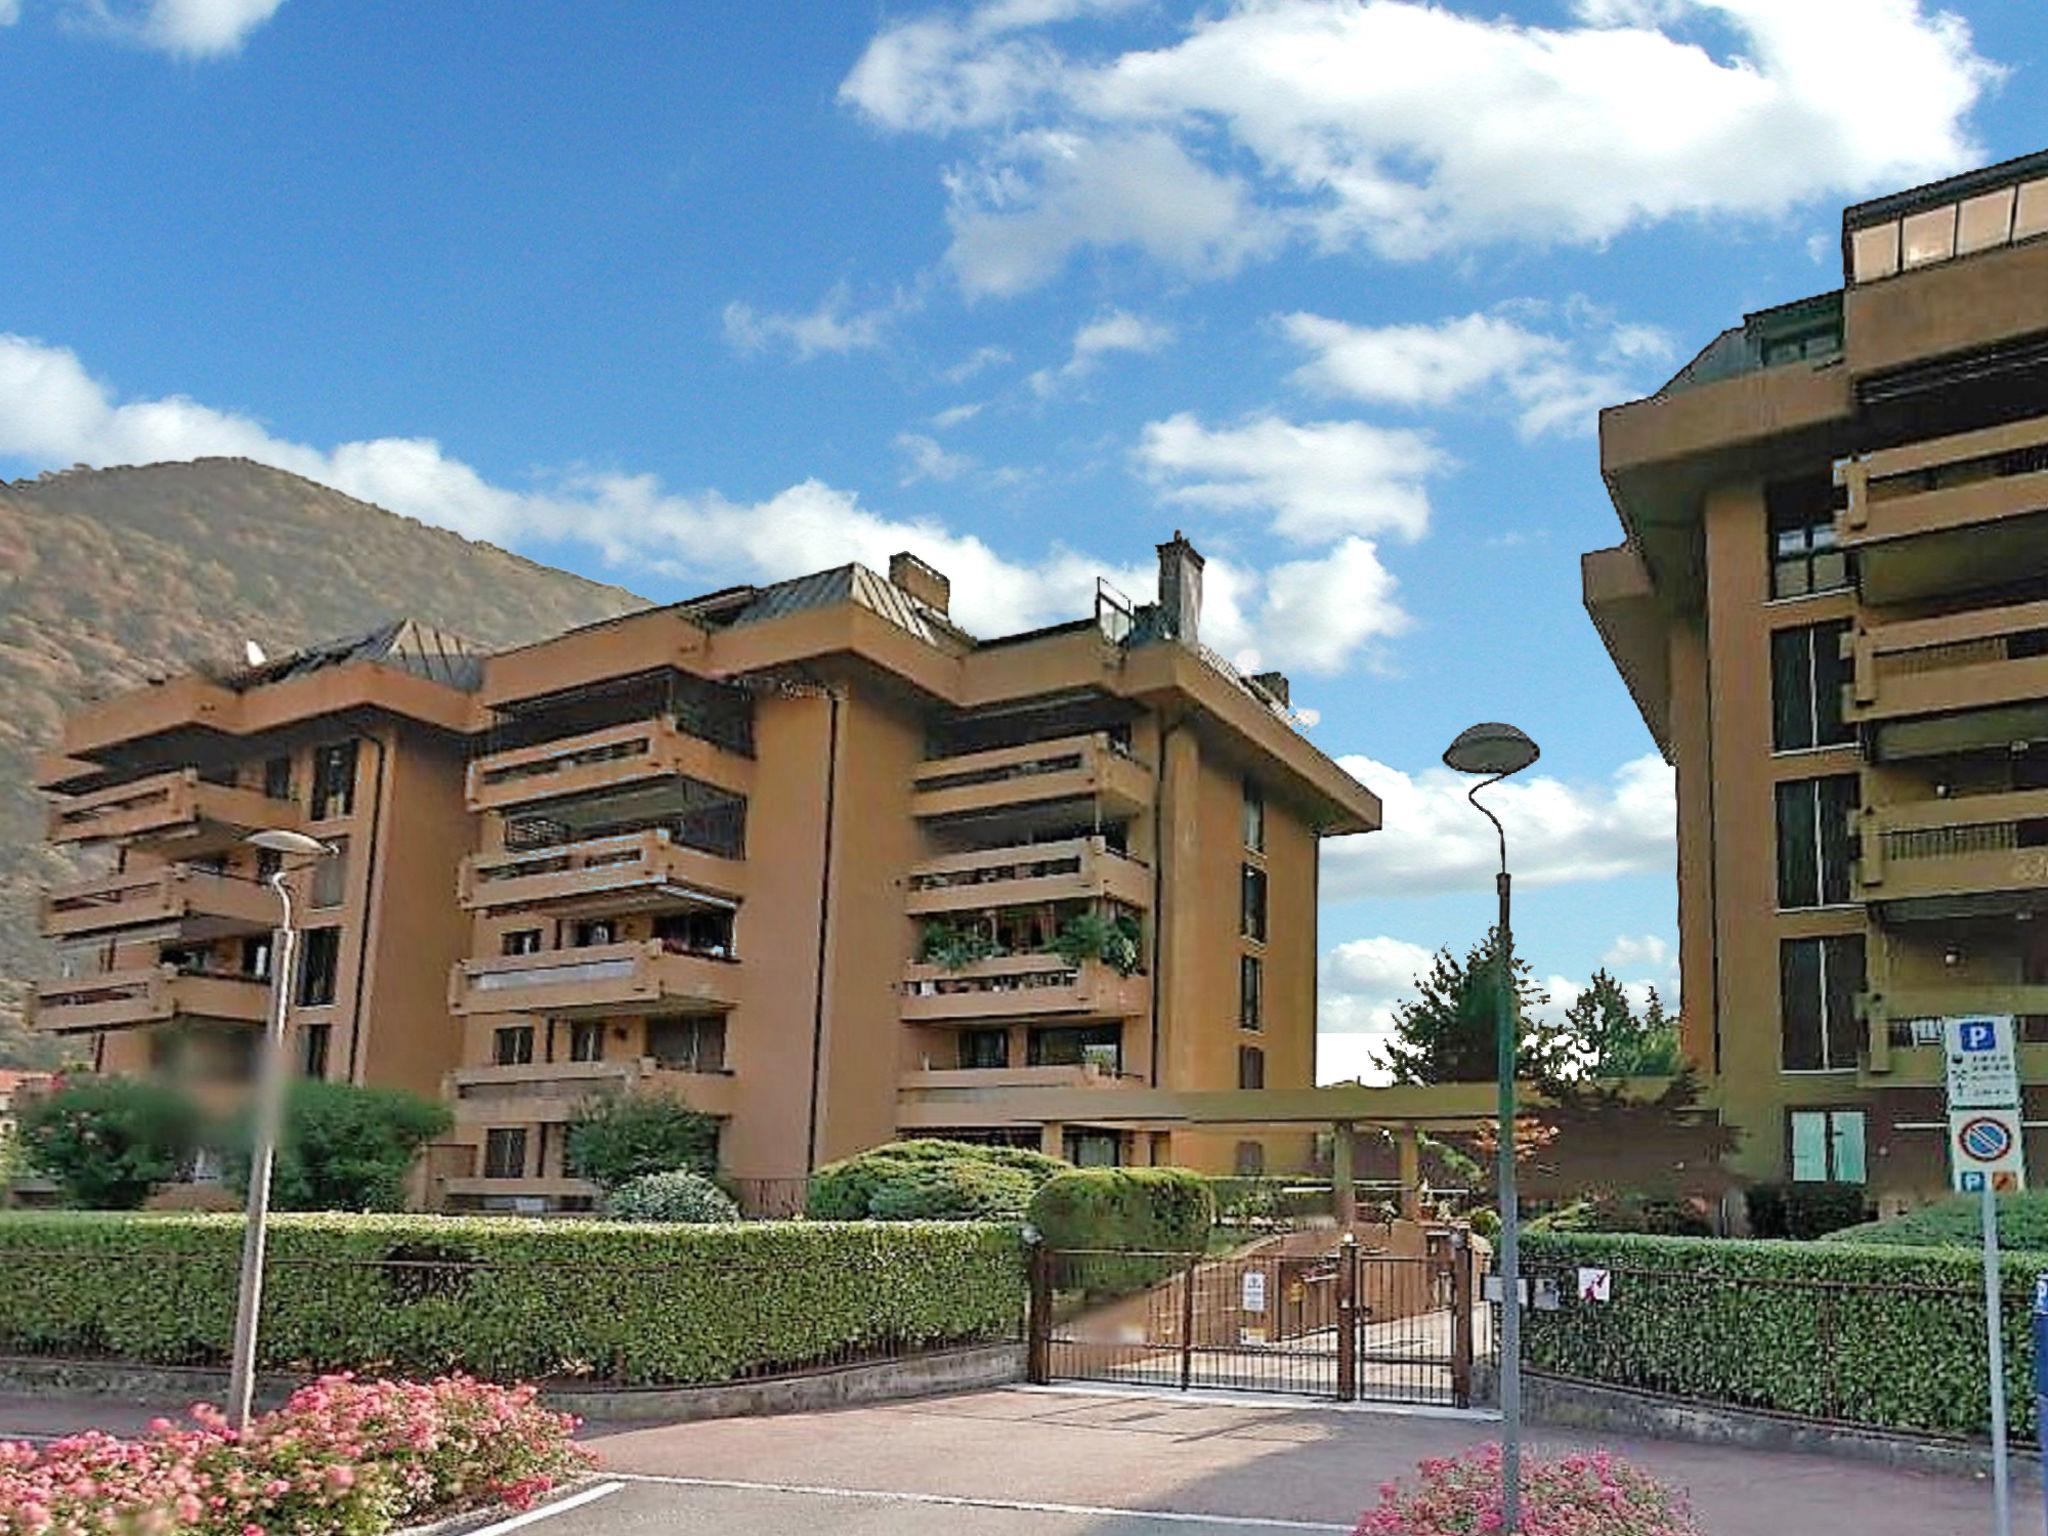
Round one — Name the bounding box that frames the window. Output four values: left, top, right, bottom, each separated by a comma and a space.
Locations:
1781, 934, 1865, 1072
501, 929, 543, 957
240, 935, 273, 981
1775, 776, 1860, 909
296, 927, 340, 1008
1239, 955, 1263, 1031
255, 847, 284, 885
1767, 477, 1848, 599
1790, 1109, 1867, 1184
262, 755, 293, 802
1029, 1025, 1121, 1074
483, 1128, 528, 1180
310, 838, 348, 909
1771, 621, 1853, 752
572, 919, 615, 948
1240, 864, 1268, 942
655, 908, 734, 957
647, 1015, 726, 1073
1238, 1044, 1265, 1090
959, 1028, 1009, 1070
1242, 780, 1265, 852
309, 740, 359, 820
1234, 1141, 1266, 1177
492, 1026, 534, 1067
1063, 1130, 1122, 1168
298, 1022, 330, 1079
568, 1020, 606, 1063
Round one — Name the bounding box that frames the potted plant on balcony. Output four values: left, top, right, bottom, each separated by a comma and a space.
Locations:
919, 920, 1006, 971
1052, 910, 1142, 975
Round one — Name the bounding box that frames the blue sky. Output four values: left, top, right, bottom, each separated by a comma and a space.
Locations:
1, 0, 2042, 1079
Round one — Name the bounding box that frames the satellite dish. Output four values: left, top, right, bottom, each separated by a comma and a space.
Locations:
244, 640, 268, 667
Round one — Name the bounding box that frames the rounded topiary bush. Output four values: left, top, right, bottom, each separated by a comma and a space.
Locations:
1026, 1166, 1215, 1252
807, 1138, 1066, 1221
602, 1169, 740, 1224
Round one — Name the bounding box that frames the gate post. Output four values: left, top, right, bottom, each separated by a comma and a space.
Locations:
1178, 1251, 1200, 1391
1449, 1229, 1474, 1409
1026, 1239, 1051, 1385
1336, 1233, 1358, 1402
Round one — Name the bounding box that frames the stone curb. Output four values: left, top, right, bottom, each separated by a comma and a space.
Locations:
392, 1476, 601, 1536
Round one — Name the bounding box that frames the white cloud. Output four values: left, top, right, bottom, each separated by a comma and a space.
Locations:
1317, 934, 1436, 1084
0, 0, 21, 25
894, 431, 976, 486
81, 0, 283, 55
1029, 308, 1172, 395
1321, 751, 1674, 901
942, 345, 1013, 383
1603, 933, 1673, 973
844, 0, 1999, 292
930, 402, 985, 429
722, 283, 914, 360
1137, 411, 1442, 545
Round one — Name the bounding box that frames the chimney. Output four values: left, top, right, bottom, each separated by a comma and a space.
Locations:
1251, 670, 1290, 707
1156, 530, 1204, 643
888, 551, 951, 615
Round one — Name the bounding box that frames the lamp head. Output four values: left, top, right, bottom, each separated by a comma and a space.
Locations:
245, 830, 334, 858
1442, 722, 1540, 778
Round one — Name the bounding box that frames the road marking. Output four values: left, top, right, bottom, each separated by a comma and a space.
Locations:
467, 1480, 625, 1534
608, 1472, 1352, 1530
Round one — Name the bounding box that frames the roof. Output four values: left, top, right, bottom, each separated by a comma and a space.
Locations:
682, 563, 968, 650
222, 619, 487, 693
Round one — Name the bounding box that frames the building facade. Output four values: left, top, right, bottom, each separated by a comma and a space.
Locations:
33, 537, 1379, 1211
1585, 150, 2048, 1209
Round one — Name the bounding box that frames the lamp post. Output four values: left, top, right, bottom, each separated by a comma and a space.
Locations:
226, 828, 334, 1432
1443, 722, 1540, 1535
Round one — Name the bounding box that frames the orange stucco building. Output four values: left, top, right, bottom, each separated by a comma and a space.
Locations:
1586, 150, 2048, 1208
32, 536, 1380, 1211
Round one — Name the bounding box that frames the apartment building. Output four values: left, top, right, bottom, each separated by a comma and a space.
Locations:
1585, 149, 2048, 1207
33, 537, 1379, 1211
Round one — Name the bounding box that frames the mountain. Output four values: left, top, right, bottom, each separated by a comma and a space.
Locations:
0, 458, 646, 1062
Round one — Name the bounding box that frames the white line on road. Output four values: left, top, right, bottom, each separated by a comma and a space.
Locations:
608, 1472, 1354, 1531
467, 1480, 625, 1535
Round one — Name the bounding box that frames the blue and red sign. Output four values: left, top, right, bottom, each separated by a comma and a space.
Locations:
1962, 1115, 2018, 1164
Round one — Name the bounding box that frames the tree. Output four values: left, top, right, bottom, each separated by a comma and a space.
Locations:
1373, 928, 1557, 1085
1556, 971, 1682, 1082
18, 1076, 200, 1209
226, 1080, 453, 1211
564, 1092, 719, 1190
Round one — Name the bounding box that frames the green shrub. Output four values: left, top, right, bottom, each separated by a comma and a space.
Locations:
223, 1080, 452, 1212
1520, 1230, 2045, 1439
602, 1170, 740, 1223
1027, 1167, 1215, 1252
867, 1161, 1040, 1221
564, 1093, 719, 1190
0, 1211, 1025, 1386
807, 1138, 1066, 1220
18, 1076, 201, 1209
1745, 1181, 1868, 1240
1528, 1194, 1712, 1238
1826, 1190, 2048, 1250
1467, 1206, 1501, 1240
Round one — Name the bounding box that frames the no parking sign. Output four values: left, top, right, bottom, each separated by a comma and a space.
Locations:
1950, 1107, 2027, 1194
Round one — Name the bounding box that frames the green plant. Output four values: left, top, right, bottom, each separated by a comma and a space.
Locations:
807, 1138, 1066, 1220
1520, 1230, 2048, 1439
564, 1092, 719, 1190
603, 1169, 740, 1223
1028, 1167, 1215, 1252
0, 1211, 1026, 1386
918, 921, 1005, 970
1467, 1205, 1501, 1240
1528, 1194, 1712, 1238
223, 1079, 452, 1211
17, 1075, 201, 1209
868, 1160, 1039, 1220
1357, 1444, 1700, 1536
1745, 1180, 1868, 1239
1825, 1190, 2048, 1250
1051, 910, 1143, 975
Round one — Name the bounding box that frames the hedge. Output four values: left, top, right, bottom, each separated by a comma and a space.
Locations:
807, 1138, 1065, 1220
1028, 1167, 1214, 1252
1826, 1190, 2048, 1251
0, 1212, 1025, 1387
1521, 1231, 2048, 1439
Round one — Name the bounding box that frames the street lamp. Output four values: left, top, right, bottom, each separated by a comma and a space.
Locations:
1443, 722, 1539, 1535
226, 828, 334, 1431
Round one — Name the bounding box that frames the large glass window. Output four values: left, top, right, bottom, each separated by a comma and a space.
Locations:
492, 1026, 534, 1067
1781, 934, 1865, 1072
1241, 865, 1268, 942
568, 1020, 606, 1063
295, 926, 340, 1008
647, 1015, 726, 1073
1790, 1108, 1867, 1183
1771, 621, 1853, 752
1242, 780, 1265, 853
1239, 954, 1263, 1032
483, 1128, 527, 1180
958, 1027, 1008, 1070
1063, 1130, 1122, 1168
309, 740, 359, 820
1767, 477, 1848, 599
1238, 1044, 1265, 1090
1030, 1025, 1121, 1074
310, 838, 348, 909
297, 1022, 330, 1079
1775, 776, 1860, 909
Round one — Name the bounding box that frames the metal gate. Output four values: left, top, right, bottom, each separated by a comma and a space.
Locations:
1027, 1234, 1478, 1406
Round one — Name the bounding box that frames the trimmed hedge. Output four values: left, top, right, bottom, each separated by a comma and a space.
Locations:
0, 1211, 1025, 1387
1028, 1167, 1214, 1252
1826, 1191, 2048, 1251
1745, 1181, 1869, 1240
807, 1138, 1065, 1220
1521, 1231, 2048, 1439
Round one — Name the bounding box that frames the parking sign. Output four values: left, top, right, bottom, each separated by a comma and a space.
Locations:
1944, 1016, 2020, 1110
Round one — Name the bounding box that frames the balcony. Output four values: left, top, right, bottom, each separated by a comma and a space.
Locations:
447, 1058, 737, 1123
1846, 601, 2048, 759
40, 866, 278, 943
47, 770, 301, 855
904, 836, 1149, 917
1861, 1038, 2048, 1088
468, 717, 750, 814
1855, 791, 2048, 919
1862, 988, 2048, 1076
29, 966, 269, 1035
911, 733, 1150, 825
459, 829, 744, 915
449, 940, 740, 1018
901, 954, 1148, 1024
1837, 413, 2048, 605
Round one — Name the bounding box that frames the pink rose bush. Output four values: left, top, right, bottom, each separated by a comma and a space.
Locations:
0, 1374, 591, 1535
1356, 1445, 1701, 1536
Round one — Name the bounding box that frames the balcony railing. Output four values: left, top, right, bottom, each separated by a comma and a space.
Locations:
449, 939, 740, 1017
29, 965, 269, 1034
447, 1057, 737, 1122
40, 865, 277, 941
911, 733, 1151, 822
47, 769, 302, 853
1847, 599, 2048, 728
901, 953, 1148, 1023
1856, 790, 2048, 910
467, 717, 751, 813
1863, 985, 2048, 1075
459, 829, 744, 914
904, 836, 1149, 916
